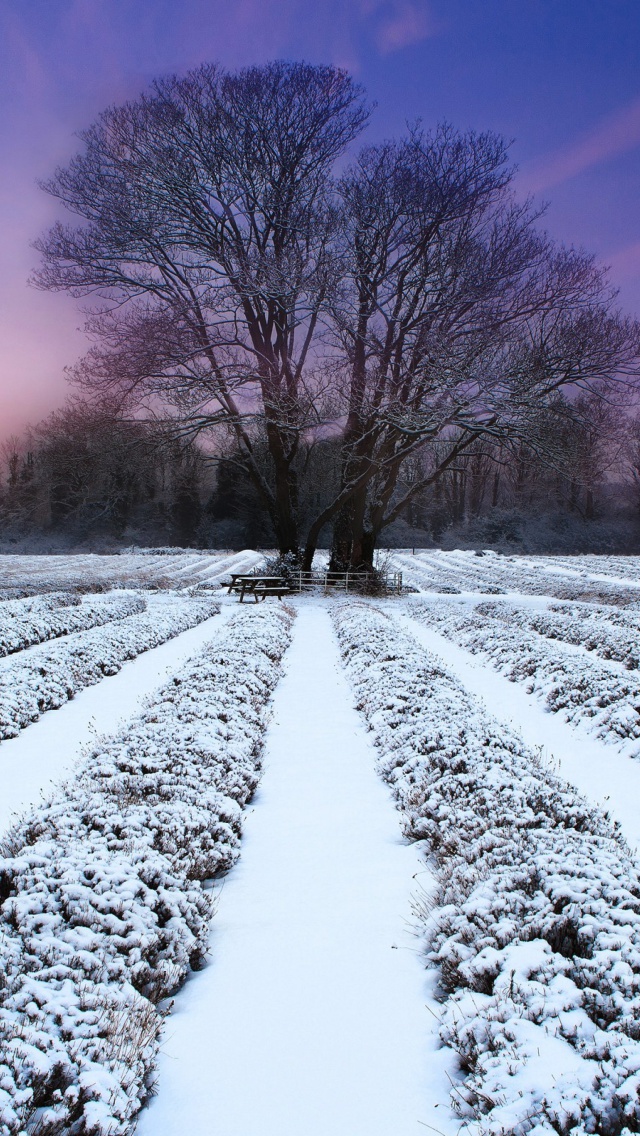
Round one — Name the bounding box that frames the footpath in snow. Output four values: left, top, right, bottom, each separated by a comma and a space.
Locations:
0, 606, 234, 833
395, 607, 640, 854
137, 601, 456, 1136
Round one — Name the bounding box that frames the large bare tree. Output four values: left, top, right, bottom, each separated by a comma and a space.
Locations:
35, 60, 369, 555
35, 64, 640, 566
309, 128, 640, 569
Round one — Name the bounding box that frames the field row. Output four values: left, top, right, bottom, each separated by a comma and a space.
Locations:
409, 596, 640, 751
1, 582, 640, 1135
0, 595, 220, 742
0, 604, 294, 1136
393, 549, 640, 604
336, 602, 640, 1135
0, 591, 146, 658
0, 550, 263, 597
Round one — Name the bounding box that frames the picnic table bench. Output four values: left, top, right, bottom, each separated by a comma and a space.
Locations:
226, 574, 291, 602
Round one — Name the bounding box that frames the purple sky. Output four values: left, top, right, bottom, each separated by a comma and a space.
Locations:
2, 0, 640, 436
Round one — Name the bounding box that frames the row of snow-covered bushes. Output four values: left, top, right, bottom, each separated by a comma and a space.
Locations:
396, 551, 640, 605
475, 598, 640, 670
0, 591, 146, 658
0, 596, 219, 741
333, 601, 640, 1136
410, 598, 640, 748
499, 568, 640, 605
393, 551, 507, 594
549, 554, 640, 584
0, 603, 294, 1136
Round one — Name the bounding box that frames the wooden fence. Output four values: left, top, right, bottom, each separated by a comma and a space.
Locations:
286, 570, 403, 595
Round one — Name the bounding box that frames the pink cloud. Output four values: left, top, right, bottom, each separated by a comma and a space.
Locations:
606, 238, 640, 285
522, 95, 640, 193
375, 2, 433, 54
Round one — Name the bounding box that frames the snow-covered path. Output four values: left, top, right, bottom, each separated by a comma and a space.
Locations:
395, 608, 640, 853
136, 601, 456, 1136
0, 606, 234, 833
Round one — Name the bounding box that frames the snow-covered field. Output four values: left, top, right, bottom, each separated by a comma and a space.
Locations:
0, 548, 263, 595
1, 549, 640, 1135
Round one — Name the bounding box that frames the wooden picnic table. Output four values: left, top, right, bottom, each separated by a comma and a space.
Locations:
227, 574, 291, 602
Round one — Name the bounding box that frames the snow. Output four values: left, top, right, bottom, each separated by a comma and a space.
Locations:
395, 608, 640, 854
0, 590, 145, 658
408, 595, 640, 748
0, 606, 236, 834
0, 549, 264, 593
392, 548, 640, 604
0, 593, 219, 743
3, 548, 640, 1135
136, 601, 457, 1136
0, 603, 293, 1135
332, 599, 640, 1135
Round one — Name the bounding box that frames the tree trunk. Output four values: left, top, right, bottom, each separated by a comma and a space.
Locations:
328, 438, 370, 571
492, 468, 500, 508
271, 461, 299, 557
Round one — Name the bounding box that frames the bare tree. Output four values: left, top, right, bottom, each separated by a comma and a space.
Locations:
303, 128, 640, 569
35, 60, 369, 555
557, 387, 629, 519
28, 400, 168, 534
34, 65, 640, 566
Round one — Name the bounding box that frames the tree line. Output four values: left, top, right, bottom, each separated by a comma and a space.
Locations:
16, 61, 640, 563
2, 391, 640, 553
0, 403, 206, 548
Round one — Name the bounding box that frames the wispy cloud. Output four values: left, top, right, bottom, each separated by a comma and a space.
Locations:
522, 95, 640, 193
606, 238, 640, 284
366, 1, 434, 55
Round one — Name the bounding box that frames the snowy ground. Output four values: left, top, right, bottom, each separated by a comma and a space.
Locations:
394, 609, 640, 854
2, 549, 640, 1135
0, 548, 263, 594
136, 603, 457, 1136
0, 605, 236, 832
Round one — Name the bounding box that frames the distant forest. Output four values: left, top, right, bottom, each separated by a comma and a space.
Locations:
2, 394, 640, 555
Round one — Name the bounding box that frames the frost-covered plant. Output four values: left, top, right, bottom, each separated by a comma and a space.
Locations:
396, 550, 640, 605
411, 597, 640, 749
0, 591, 146, 658
333, 601, 640, 1135
0, 595, 219, 742
0, 604, 294, 1136
255, 551, 300, 583
477, 598, 640, 669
